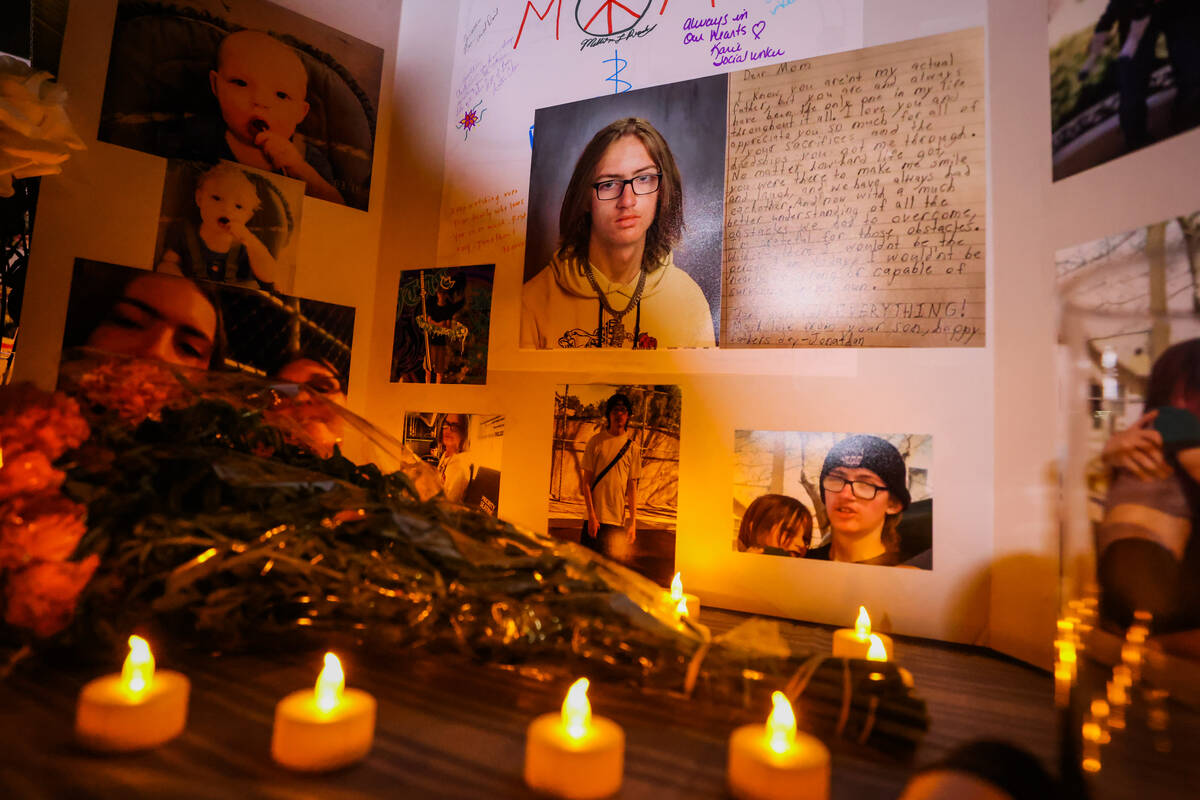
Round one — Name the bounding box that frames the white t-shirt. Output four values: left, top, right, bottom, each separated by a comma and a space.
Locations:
581, 429, 641, 526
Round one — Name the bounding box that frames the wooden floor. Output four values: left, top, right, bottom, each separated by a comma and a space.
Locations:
1, 608, 1196, 799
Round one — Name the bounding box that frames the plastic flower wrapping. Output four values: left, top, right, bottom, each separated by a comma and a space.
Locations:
0, 55, 86, 197
0, 350, 928, 753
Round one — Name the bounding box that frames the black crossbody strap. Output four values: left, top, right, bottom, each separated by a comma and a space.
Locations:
591, 437, 633, 490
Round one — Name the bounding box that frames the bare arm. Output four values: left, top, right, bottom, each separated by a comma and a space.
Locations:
156, 248, 184, 276
255, 131, 344, 204
580, 468, 599, 538
1102, 410, 1170, 481
624, 475, 637, 544
227, 221, 277, 287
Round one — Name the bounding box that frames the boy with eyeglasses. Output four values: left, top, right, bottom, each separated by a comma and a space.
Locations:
807, 434, 931, 568
520, 117, 715, 349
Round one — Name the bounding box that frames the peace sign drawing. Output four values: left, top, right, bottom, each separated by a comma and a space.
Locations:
575, 0, 653, 37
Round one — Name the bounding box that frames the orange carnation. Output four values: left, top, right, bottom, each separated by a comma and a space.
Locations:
0, 492, 87, 569
0, 383, 89, 462
4, 555, 99, 638
0, 451, 65, 503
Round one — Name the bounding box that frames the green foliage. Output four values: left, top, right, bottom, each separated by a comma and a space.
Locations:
1050, 27, 1121, 131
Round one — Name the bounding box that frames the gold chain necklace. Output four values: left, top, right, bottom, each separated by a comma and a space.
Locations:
583, 262, 647, 323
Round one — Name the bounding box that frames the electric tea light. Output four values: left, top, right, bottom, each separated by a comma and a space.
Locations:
728, 691, 830, 800
832, 606, 894, 661
525, 677, 625, 799
670, 572, 700, 617
271, 652, 377, 772
75, 635, 190, 752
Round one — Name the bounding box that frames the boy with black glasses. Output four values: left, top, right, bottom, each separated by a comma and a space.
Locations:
807, 434, 930, 568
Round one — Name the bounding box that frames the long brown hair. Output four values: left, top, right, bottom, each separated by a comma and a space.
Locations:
1146, 338, 1200, 418
737, 493, 813, 553
556, 117, 683, 273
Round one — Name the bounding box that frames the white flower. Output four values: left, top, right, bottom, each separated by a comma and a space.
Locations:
0, 55, 85, 197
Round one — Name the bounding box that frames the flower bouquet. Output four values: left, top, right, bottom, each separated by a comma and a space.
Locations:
0, 350, 929, 754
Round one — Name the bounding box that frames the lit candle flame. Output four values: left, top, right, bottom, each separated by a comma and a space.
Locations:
121, 635, 155, 695
676, 596, 689, 616
562, 677, 591, 740
854, 606, 872, 641
670, 572, 683, 602
765, 691, 796, 754
1058, 640, 1077, 666
314, 652, 344, 713
866, 634, 888, 662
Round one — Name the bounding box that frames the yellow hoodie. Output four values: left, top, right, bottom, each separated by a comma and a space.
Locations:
520, 253, 716, 349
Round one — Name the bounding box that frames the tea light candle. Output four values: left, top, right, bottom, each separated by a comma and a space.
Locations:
863, 634, 915, 688
728, 691, 830, 800
1081, 716, 1103, 773
271, 652, 376, 772
75, 635, 190, 752
1107, 676, 1128, 730
670, 572, 701, 617
832, 607, 893, 661
525, 678, 624, 799
1120, 641, 1143, 683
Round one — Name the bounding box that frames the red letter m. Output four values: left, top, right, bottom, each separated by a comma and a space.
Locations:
514, 0, 562, 49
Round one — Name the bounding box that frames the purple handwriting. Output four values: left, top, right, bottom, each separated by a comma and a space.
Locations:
680, 8, 785, 67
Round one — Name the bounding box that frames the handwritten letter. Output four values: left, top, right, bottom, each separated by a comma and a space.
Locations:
722, 28, 985, 347
445, 190, 528, 259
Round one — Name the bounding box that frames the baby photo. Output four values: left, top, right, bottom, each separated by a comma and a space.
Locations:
401, 412, 505, 517
733, 431, 933, 570
546, 384, 682, 586
390, 265, 495, 385
155, 160, 303, 294
98, 0, 384, 210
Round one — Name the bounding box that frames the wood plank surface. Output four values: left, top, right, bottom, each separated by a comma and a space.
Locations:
1, 609, 1195, 798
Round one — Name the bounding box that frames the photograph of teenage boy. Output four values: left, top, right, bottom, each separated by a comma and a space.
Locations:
97, 0, 382, 209
549, 384, 680, 584
424, 276, 466, 384
1050, 0, 1200, 180
735, 494, 814, 558
807, 435, 932, 569
522, 77, 726, 349
61, 261, 224, 371
155, 161, 301, 293
390, 265, 494, 385
733, 430, 933, 570
581, 393, 642, 553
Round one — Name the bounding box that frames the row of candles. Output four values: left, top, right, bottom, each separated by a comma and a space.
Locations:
74, 579, 900, 800
1055, 599, 1171, 774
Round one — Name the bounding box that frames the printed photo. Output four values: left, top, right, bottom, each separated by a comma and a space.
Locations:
62, 259, 355, 395
1049, 0, 1200, 181
402, 411, 504, 516
155, 160, 303, 294
521, 77, 727, 349
548, 384, 682, 585
1057, 212, 1200, 652
97, 0, 384, 210
390, 265, 494, 384
733, 431, 933, 569
1057, 210, 1200, 413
